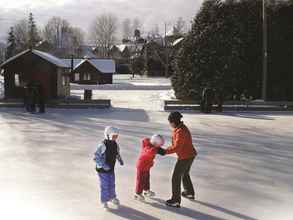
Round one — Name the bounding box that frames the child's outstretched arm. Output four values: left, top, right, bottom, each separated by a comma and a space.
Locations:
116, 144, 124, 166
94, 143, 111, 171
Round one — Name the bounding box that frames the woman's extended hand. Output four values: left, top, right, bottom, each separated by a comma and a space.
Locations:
157, 147, 166, 156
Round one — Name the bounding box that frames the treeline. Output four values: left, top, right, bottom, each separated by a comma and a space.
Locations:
6, 13, 84, 59
172, 0, 293, 101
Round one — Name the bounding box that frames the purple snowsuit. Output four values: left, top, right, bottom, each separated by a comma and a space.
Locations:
94, 139, 124, 203
98, 172, 116, 203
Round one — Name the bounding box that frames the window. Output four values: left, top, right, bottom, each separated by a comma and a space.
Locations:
74, 73, 80, 81
62, 76, 66, 86
14, 74, 20, 87
62, 76, 69, 86
83, 73, 91, 81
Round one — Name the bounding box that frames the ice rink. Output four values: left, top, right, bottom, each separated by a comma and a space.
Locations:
0, 76, 293, 220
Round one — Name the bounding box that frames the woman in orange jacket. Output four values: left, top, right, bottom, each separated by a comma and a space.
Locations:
158, 112, 197, 208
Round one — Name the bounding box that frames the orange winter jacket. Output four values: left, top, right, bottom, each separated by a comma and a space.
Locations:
166, 123, 197, 160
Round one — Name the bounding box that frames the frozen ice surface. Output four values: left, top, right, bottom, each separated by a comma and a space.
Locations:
0, 75, 293, 220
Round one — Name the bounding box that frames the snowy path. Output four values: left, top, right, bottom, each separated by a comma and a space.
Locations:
0, 108, 293, 220
70, 75, 173, 111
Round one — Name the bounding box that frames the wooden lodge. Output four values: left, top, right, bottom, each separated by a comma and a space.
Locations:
0, 49, 70, 100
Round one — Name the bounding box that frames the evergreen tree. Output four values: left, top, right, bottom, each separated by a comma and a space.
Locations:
6, 27, 16, 59
28, 12, 40, 49
172, 0, 264, 100
172, 0, 223, 100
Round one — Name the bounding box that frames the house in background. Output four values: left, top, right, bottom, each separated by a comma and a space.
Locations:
68, 58, 115, 85
0, 49, 115, 100
0, 49, 70, 100
110, 45, 130, 62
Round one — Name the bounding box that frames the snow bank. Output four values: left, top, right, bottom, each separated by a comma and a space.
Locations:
70, 83, 171, 91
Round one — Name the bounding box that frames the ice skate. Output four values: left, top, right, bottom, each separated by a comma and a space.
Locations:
144, 190, 156, 198
166, 199, 181, 208
182, 191, 195, 200
111, 198, 120, 207
102, 202, 110, 211
134, 193, 145, 201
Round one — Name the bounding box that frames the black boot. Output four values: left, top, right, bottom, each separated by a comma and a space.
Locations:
166, 199, 180, 208
182, 191, 195, 200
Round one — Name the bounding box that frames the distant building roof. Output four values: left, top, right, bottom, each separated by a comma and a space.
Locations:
33, 50, 68, 67
0, 49, 68, 68
116, 45, 127, 53
172, 37, 184, 47
78, 45, 98, 58
166, 29, 175, 37
62, 58, 84, 68
73, 59, 115, 74
0, 49, 115, 74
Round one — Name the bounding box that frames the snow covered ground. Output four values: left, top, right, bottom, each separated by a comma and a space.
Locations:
0, 75, 293, 220
71, 74, 173, 111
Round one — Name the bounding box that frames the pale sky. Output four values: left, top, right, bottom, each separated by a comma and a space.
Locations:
0, 0, 203, 43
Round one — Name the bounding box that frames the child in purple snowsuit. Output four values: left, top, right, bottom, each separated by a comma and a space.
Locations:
94, 126, 124, 210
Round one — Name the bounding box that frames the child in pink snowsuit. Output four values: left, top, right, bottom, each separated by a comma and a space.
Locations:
135, 134, 165, 201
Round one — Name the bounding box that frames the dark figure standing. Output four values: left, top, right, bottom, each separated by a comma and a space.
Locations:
25, 82, 36, 113
32, 84, 38, 113
201, 87, 214, 113
214, 88, 224, 112
24, 85, 31, 112
37, 84, 46, 113
157, 112, 197, 208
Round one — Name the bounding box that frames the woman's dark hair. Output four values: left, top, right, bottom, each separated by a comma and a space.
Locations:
168, 112, 183, 126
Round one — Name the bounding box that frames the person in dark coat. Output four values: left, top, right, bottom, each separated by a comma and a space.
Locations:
214, 88, 224, 112
36, 83, 46, 113
25, 82, 36, 113
23, 85, 31, 112
201, 87, 214, 113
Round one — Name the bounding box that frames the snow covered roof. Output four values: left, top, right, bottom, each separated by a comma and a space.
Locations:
74, 59, 115, 74
0, 49, 68, 68
78, 45, 98, 58
0, 49, 115, 73
172, 37, 184, 47
33, 50, 68, 67
116, 45, 127, 53
166, 29, 175, 37
62, 59, 84, 68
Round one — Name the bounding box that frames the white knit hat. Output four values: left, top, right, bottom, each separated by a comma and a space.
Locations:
104, 126, 119, 139
150, 134, 165, 146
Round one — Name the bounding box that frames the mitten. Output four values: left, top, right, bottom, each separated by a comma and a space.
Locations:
157, 147, 166, 156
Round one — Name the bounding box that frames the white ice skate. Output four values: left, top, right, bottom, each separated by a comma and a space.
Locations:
144, 190, 156, 198
134, 193, 145, 201
102, 202, 110, 211
111, 198, 120, 207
